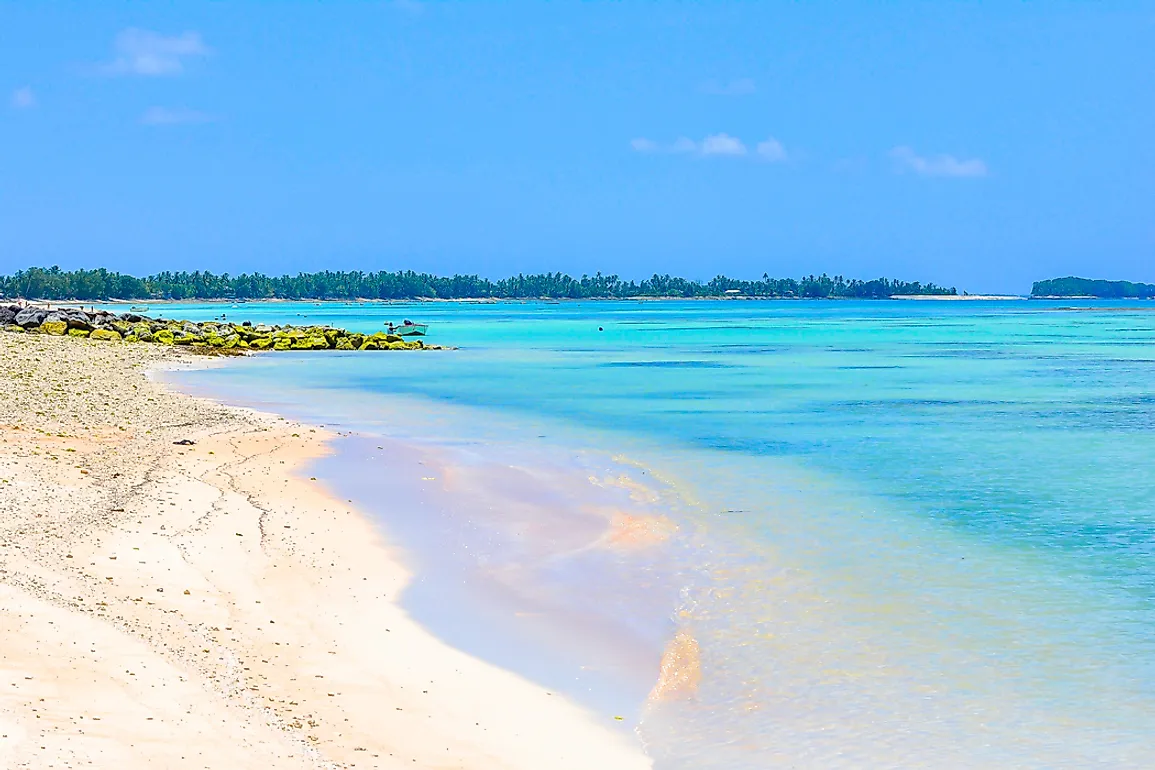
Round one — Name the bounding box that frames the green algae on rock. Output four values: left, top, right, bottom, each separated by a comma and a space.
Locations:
0, 304, 449, 353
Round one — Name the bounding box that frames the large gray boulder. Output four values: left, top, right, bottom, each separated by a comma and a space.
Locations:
0, 307, 15, 325
14, 308, 46, 328
61, 309, 94, 330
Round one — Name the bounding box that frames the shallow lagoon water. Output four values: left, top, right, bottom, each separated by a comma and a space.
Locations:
162, 299, 1155, 767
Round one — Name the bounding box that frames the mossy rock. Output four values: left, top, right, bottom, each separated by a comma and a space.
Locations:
1, 312, 439, 352
286, 335, 328, 350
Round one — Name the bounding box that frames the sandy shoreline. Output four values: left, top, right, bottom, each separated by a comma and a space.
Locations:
0, 334, 652, 769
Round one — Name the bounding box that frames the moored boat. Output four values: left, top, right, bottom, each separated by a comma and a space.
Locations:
129, 305, 149, 312
387, 321, 428, 337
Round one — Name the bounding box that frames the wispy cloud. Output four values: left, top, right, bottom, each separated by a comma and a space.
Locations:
11, 86, 34, 109
632, 133, 755, 157
756, 137, 787, 162
630, 137, 698, 154
700, 133, 747, 156
101, 28, 210, 76
700, 78, 756, 96
890, 146, 988, 178
141, 106, 215, 126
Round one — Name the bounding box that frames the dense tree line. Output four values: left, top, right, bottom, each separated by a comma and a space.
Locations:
0, 266, 957, 301
1032, 276, 1155, 299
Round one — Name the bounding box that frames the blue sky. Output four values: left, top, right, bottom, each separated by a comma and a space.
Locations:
1, 2, 1151, 292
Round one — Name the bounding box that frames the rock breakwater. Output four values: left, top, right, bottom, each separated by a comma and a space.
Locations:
0, 304, 447, 352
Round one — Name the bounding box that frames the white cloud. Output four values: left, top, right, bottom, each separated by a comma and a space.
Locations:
632, 133, 784, 160
102, 28, 210, 76
701, 78, 756, 96
700, 133, 747, 156
756, 137, 787, 162
11, 86, 34, 109
890, 146, 988, 178
141, 106, 215, 125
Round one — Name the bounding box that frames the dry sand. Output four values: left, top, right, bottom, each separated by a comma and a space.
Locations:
0, 333, 652, 769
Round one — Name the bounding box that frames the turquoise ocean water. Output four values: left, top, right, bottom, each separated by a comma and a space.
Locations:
150, 299, 1155, 767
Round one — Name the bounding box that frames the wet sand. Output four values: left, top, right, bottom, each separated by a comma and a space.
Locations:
0, 333, 651, 769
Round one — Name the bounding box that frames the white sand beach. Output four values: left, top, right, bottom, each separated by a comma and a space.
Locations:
0, 333, 652, 769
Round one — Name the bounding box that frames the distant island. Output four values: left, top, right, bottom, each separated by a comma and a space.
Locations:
1032, 277, 1155, 299
0, 267, 958, 301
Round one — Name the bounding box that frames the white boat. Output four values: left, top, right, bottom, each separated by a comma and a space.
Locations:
129, 305, 149, 312
387, 322, 428, 337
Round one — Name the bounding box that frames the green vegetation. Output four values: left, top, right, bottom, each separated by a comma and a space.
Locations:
0, 266, 957, 301
1031, 277, 1155, 299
